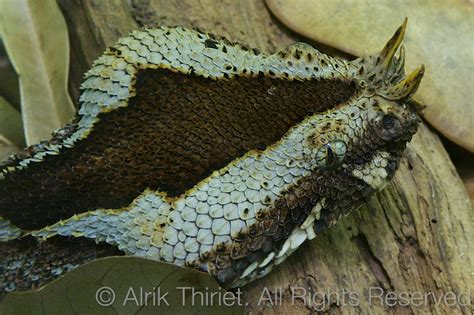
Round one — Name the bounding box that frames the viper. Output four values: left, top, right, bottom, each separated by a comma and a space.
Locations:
0, 20, 424, 291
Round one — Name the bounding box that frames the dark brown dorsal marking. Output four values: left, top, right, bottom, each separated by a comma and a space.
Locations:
0, 68, 357, 229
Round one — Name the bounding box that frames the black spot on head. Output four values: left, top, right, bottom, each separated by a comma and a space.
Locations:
294, 49, 301, 59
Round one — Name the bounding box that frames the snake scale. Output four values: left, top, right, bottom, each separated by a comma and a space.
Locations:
0, 20, 424, 292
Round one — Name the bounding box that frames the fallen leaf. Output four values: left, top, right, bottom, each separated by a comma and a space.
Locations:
0, 134, 19, 163
0, 39, 21, 110
0, 0, 75, 145
266, 0, 474, 152
0, 96, 24, 147
0, 256, 244, 315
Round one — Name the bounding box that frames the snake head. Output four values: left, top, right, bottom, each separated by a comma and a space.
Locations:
349, 20, 425, 190
306, 19, 425, 195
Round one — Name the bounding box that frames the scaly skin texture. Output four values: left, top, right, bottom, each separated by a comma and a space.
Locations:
0, 20, 424, 292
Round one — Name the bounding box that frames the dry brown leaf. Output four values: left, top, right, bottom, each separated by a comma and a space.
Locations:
266, 0, 474, 152
0, 0, 75, 145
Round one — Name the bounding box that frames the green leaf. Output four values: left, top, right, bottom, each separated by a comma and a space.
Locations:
0, 133, 19, 161
0, 256, 244, 315
0, 96, 24, 147
0, 39, 21, 111
0, 0, 75, 145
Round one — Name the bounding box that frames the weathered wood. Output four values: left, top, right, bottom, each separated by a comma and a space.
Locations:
58, 1, 473, 313
58, 0, 139, 104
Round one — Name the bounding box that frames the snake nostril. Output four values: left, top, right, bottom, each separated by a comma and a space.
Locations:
382, 115, 396, 129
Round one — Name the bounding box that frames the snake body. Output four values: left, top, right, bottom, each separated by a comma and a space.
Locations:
0, 21, 424, 291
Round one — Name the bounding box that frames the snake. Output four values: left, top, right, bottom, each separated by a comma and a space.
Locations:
0, 19, 424, 292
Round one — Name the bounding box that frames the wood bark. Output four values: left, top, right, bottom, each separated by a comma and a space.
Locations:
57, 0, 474, 314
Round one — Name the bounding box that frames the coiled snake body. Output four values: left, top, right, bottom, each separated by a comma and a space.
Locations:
0, 20, 424, 291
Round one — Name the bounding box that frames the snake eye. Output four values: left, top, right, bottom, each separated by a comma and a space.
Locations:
326, 146, 335, 166
315, 140, 347, 168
